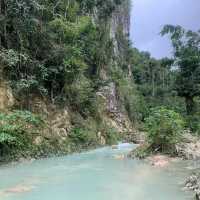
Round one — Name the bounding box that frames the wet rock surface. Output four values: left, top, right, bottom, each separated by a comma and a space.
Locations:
147, 155, 171, 167
176, 133, 200, 160
96, 82, 135, 135
185, 173, 200, 200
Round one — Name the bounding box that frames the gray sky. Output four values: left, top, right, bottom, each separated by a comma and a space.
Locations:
130, 0, 200, 58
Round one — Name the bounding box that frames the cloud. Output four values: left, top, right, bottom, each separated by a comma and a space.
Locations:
130, 0, 200, 58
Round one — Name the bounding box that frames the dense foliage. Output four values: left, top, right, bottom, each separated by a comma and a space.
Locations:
145, 107, 184, 154
0, 0, 123, 111
0, 110, 43, 160
161, 25, 200, 114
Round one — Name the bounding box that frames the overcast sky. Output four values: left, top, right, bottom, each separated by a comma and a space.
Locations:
130, 0, 200, 59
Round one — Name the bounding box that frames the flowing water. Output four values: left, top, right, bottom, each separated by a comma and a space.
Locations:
0, 144, 195, 200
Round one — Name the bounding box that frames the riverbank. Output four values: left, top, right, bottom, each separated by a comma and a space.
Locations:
128, 132, 200, 160
0, 142, 102, 167
128, 131, 200, 199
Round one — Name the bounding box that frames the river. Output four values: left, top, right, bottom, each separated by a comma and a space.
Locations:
0, 144, 195, 200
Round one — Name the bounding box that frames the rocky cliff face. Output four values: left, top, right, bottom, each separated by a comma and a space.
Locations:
0, 80, 14, 111
110, 0, 131, 54
111, 0, 130, 36
97, 82, 133, 135
99, 0, 134, 136
0, 67, 15, 111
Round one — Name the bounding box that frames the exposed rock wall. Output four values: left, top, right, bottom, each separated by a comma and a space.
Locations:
96, 0, 134, 136
111, 0, 130, 38
176, 132, 200, 160
0, 67, 15, 110
97, 82, 133, 135
29, 96, 72, 141
110, 0, 131, 54
0, 81, 14, 110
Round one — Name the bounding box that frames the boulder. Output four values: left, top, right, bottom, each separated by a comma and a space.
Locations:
185, 173, 200, 200
147, 155, 171, 168
176, 132, 200, 160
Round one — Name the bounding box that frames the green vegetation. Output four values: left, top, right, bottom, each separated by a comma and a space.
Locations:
0, 0, 120, 107
69, 127, 98, 147
129, 143, 151, 159
161, 25, 200, 115
186, 114, 200, 135
145, 107, 184, 154
130, 107, 185, 158
0, 111, 43, 161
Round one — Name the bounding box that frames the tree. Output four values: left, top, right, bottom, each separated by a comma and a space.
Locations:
161, 25, 200, 114
145, 107, 184, 154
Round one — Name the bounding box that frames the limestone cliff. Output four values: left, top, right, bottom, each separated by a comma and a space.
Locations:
111, 0, 131, 54
97, 0, 134, 136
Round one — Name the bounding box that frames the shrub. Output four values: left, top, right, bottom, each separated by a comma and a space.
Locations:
98, 123, 120, 145
186, 114, 200, 135
145, 107, 184, 154
69, 127, 97, 146
129, 143, 151, 159
65, 75, 96, 117
0, 111, 43, 157
105, 127, 120, 145
0, 49, 48, 96
112, 69, 144, 123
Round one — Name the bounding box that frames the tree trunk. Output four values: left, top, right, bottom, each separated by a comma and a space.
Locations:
185, 96, 195, 115
152, 70, 155, 97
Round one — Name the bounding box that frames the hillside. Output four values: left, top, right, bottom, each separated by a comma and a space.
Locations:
0, 0, 137, 161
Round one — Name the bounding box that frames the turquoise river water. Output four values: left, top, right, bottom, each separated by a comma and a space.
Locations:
0, 144, 196, 200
